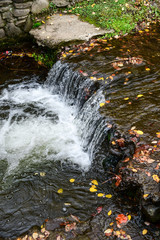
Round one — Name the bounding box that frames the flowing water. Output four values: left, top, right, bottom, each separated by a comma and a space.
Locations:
0, 25, 160, 239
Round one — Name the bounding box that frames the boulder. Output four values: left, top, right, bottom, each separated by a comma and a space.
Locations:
31, 0, 49, 14
5, 22, 22, 37
52, 0, 70, 7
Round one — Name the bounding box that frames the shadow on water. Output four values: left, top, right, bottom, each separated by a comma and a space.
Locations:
0, 25, 160, 239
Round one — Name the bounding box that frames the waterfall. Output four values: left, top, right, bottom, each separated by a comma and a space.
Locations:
46, 61, 111, 164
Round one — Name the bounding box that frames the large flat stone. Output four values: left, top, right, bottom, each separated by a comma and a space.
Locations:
30, 14, 113, 48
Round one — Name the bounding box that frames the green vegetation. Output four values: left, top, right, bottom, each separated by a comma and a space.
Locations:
66, 0, 160, 37
32, 49, 58, 68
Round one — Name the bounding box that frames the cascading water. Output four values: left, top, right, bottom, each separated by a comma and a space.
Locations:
0, 61, 112, 238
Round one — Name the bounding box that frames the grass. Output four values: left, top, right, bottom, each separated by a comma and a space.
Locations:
32, 0, 160, 37
65, 0, 160, 37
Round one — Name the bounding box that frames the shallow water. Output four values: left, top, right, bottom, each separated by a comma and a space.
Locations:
0, 26, 160, 239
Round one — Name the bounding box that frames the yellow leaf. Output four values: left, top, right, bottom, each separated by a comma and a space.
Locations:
40, 172, 46, 177
41, 20, 45, 24
108, 210, 112, 216
142, 229, 148, 235
137, 94, 144, 98
62, 54, 67, 58
69, 178, 75, 183
124, 97, 129, 100
127, 215, 131, 221
106, 194, 112, 198
89, 186, 97, 192
57, 188, 63, 194
145, 68, 150, 71
97, 193, 104, 197
100, 102, 105, 107
69, 50, 73, 53
152, 174, 160, 183
97, 77, 104, 80
135, 130, 144, 135
139, 30, 143, 33
143, 194, 149, 198
145, 29, 149, 32
112, 141, 116, 145
109, 222, 114, 226
91, 180, 98, 185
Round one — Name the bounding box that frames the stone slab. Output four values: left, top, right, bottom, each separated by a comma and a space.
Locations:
30, 14, 113, 48
13, 2, 33, 9
13, 8, 30, 17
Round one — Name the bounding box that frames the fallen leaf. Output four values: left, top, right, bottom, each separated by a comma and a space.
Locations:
152, 174, 160, 183
106, 194, 112, 198
104, 228, 113, 236
145, 68, 150, 71
124, 97, 129, 100
40, 172, 46, 177
71, 214, 80, 222
137, 94, 144, 98
97, 193, 105, 197
127, 215, 131, 221
135, 130, 144, 135
89, 186, 97, 192
116, 214, 128, 225
91, 180, 98, 185
143, 194, 149, 198
142, 229, 148, 235
96, 206, 103, 214
65, 222, 76, 232
108, 210, 112, 216
57, 188, 63, 194
100, 102, 105, 107
69, 178, 75, 183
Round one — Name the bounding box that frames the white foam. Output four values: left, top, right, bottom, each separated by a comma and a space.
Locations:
0, 83, 90, 173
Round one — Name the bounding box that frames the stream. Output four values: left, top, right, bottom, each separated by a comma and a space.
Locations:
0, 24, 160, 240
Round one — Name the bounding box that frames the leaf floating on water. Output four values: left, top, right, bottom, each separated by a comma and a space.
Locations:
108, 210, 112, 216
142, 229, 148, 235
156, 132, 160, 138
116, 214, 128, 225
57, 188, 63, 194
40, 172, 46, 177
135, 130, 144, 135
91, 180, 98, 185
137, 94, 144, 98
69, 178, 75, 183
152, 174, 160, 183
90, 186, 97, 192
143, 194, 149, 198
100, 102, 105, 107
106, 194, 112, 198
104, 228, 113, 236
97, 193, 104, 197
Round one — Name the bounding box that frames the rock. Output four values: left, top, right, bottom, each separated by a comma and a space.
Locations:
15, 19, 27, 27
142, 203, 160, 222
52, 0, 70, 7
0, 6, 10, 13
5, 22, 22, 37
0, 15, 4, 28
31, 0, 49, 14
13, 9, 30, 17
0, 28, 5, 38
13, 2, 33, 9
0, 1, 12, 7
2, 11, 13, 22
24, 15, 33, 32
117, 143, 160, 223
30, 14, 113, 48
